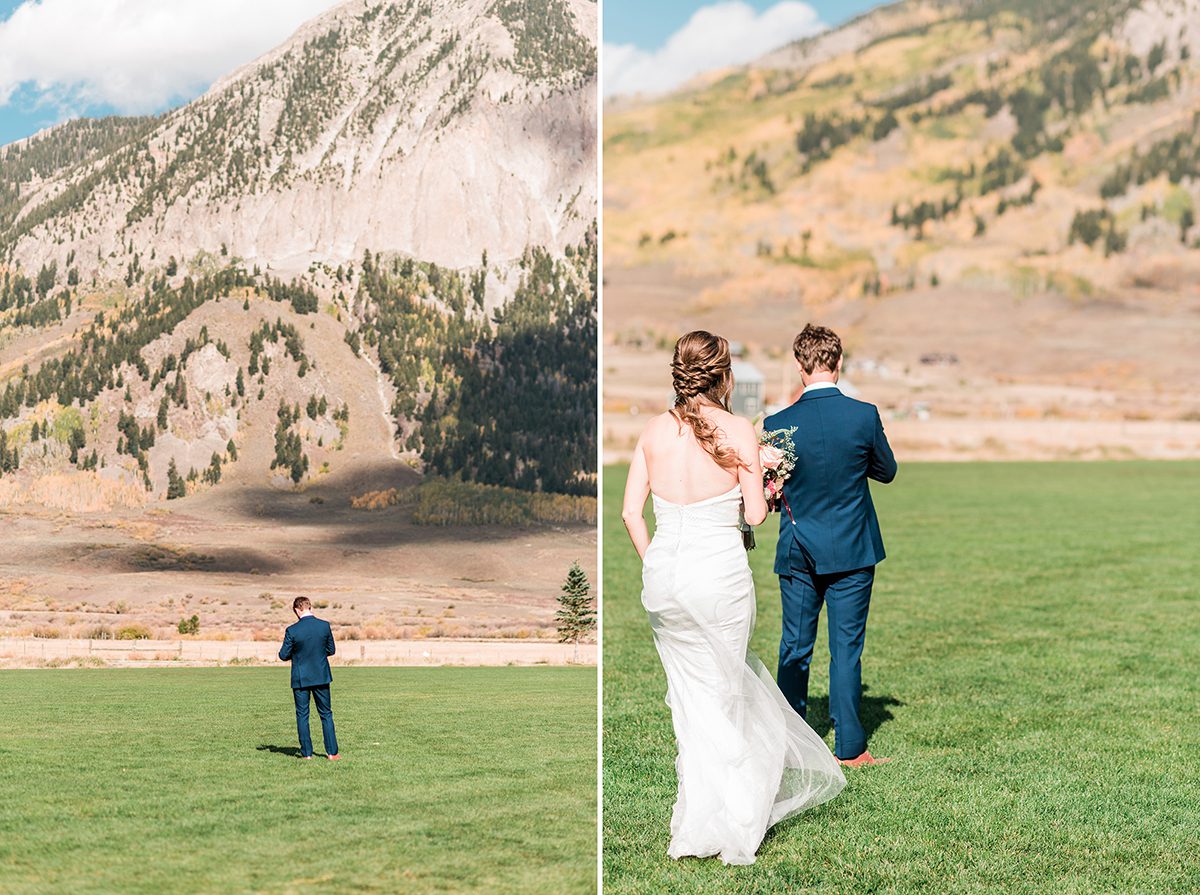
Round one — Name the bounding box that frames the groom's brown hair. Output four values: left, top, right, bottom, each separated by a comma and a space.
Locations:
293, 596, 312, 612
793, 324, 842, 374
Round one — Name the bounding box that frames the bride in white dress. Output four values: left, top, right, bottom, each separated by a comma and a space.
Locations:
621, 330, 845, 866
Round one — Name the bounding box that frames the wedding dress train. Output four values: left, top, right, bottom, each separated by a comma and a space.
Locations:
642, 485, 845, 865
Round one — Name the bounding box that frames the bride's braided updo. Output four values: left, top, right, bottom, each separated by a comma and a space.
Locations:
670, 331, 740, 469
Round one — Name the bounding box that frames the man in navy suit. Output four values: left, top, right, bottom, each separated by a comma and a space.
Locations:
763, 324, 897, 767
279, 596, 340, 760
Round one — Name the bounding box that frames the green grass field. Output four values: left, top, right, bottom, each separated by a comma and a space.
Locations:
0, 667, 596, 895
602, 462, 1200, 894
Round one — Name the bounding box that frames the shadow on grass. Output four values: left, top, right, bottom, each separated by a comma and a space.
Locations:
256, 744, 308, 758
806, 686, 904, 745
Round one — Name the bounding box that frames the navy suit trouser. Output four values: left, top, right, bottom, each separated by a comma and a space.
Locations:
778, 563, 875, 759
294, 685, 338, 757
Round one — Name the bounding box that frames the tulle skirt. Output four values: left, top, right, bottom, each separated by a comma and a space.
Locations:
643, 492, 845, 865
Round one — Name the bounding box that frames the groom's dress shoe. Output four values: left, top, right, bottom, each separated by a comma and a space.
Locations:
838, 750, 891, 768
300, 755, 313, 760
327, 753, 341, 761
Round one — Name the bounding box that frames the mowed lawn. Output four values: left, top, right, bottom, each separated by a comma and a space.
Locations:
602, 462, 1200, 894
0, 667, 596, 895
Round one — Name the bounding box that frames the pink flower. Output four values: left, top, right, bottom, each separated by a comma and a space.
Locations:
760, 444, 784, 470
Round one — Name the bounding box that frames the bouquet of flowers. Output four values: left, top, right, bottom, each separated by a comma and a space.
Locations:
759, 427, 798, 513
740, 426, 798, 552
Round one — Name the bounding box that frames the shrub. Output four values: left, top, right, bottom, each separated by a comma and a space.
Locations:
388, 478, 597, 527
31, 626, 61, 639
350, 487, 410, 510
116, 625, 152, 640
177, 614, 200, 635
83, 625, 113, 640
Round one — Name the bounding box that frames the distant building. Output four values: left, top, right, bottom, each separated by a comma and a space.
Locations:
731, 360, 765, 419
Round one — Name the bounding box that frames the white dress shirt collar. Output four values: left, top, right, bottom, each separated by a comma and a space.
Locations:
802, 381, 840, 395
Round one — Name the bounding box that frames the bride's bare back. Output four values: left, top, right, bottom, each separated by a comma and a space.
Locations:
641, 408, 741, 504
622, 404, 767, 559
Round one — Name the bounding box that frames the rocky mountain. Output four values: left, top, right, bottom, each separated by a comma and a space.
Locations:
1, 0, 596, 278
603, 0, 1200, 460
0, 0, 597, 509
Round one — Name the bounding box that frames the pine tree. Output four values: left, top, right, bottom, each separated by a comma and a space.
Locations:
68, 427, 86, 464
204, 452, 223, 485
166, 458, 186, 500
556, 561, 595, 661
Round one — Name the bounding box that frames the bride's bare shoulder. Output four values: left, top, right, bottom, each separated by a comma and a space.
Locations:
639, 411, 681, 440
706, 406, 753, 435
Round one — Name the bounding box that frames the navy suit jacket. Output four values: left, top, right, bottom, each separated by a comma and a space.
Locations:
279, 615, 335, 689
763, 387, 897, 576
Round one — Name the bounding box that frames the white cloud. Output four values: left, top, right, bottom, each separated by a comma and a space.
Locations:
604, 1, 826, 98
0, 0, 341, 116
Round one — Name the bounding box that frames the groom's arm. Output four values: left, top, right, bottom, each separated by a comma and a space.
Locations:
278, 629, 294, 661
867, 408, 897, 484
325, 624, 336, 657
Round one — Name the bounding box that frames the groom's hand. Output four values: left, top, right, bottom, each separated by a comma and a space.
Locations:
278, 630, 294, 661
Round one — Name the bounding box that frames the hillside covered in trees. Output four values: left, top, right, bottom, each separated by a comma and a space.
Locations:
0, 231, 596, 504
0, 0, 598, 508
602, 0, 1199, 462
607, 0, 1200, 297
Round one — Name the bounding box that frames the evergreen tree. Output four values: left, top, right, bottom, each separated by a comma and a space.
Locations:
555, 561, 595, 661
0, 428, 18, 474
166, 458, 186, 500
203, 451, 223, 485
68, 427, 86, 464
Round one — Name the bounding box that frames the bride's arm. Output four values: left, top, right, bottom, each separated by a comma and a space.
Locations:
622, 436, 652, 560
730, 418, 767, 526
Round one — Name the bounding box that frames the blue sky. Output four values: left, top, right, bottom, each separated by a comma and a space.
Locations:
0, 0, 44, 144
603, 0, 887, 97
604, 0, 883, 48
0, 0, 337, 147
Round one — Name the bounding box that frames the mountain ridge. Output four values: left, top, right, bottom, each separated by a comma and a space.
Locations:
2, 0, 597, 279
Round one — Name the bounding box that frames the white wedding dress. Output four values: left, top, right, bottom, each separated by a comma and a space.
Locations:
642, 485, 846, 865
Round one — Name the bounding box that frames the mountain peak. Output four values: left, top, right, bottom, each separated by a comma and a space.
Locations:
1, 0, 597, 279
